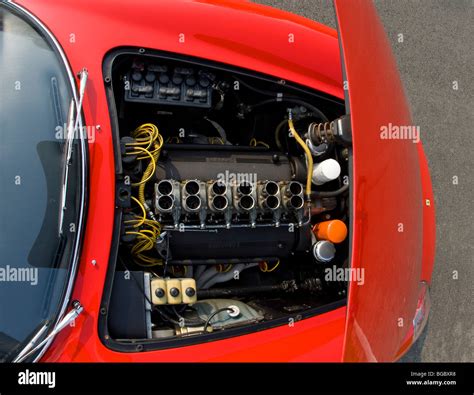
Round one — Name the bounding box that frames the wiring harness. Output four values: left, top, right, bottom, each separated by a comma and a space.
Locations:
123, 123, 164, 268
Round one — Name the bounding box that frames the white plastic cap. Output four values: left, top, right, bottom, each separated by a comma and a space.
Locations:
312, 159, 341, 185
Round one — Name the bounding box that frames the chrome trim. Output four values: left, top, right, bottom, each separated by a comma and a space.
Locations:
5, 1, 88, 362
14, 302, 84, 362
13, 325, 49, 362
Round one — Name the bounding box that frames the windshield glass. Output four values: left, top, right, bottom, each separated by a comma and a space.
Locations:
0, 5, 84, 360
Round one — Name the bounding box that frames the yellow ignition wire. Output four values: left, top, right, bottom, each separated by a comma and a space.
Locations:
139, 133, 163, 158
166, 136, 182, 144
259, 260, 280, 273
288, 117, 313, 199
139, 229, 157, 238
265, 260, 280, 272
133, 256, 163, 267
171, 266, 187, 276
138, 141, 160, 204
125, 123, 166, 269
216, 264, 233, 273
124, 196, 147, 228
249, 138, 270, 148
125, 123, 163, 204
142, 218, 161, 233
126, 231, 154, 245
127, 146, 157, 187
132, 123, 159, 141
209, 137, 225, 145
222, 264, 233, 273
125, 133, 153, 150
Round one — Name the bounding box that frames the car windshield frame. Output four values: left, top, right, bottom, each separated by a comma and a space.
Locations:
0, 2, 88, 362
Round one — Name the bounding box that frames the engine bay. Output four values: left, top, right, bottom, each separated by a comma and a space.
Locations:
103, 49, 351, 348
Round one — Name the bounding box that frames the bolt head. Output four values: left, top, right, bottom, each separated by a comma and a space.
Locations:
169, 287, 180, 297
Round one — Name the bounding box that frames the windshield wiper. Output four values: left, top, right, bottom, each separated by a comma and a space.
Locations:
2, 320, 51, 363
13, 301, 83, 363
58, 68, 88, 235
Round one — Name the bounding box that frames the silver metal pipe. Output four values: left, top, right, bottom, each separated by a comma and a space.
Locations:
237, 181, 253, 196
262, 181, 279, 196
288, 181, 303, 196
162, 219, 309, 231
184, 180, 201, 195
287, 195, 304, 210
157, 195, 175, 212
157, 179, 174, 196
238, 195, 255, 211
184, 195, 202, 212
210, 195, 229, 212
263, 195, 280, 210
211, 180, 227, 196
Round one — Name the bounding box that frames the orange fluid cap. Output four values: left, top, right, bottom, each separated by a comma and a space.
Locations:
313, 219, 348, 244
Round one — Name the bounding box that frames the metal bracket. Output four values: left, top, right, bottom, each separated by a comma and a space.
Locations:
334, 114, 352, 146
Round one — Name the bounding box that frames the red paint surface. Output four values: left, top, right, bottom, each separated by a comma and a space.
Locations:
417, 144, 436, 284
16, 0, 346, 362
335, 0, 433, 361
13, 0, 435, 362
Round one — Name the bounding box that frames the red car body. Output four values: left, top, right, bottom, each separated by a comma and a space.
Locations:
11, 0, 435, 362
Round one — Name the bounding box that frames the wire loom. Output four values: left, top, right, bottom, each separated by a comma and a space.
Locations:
124, 123, 164, 268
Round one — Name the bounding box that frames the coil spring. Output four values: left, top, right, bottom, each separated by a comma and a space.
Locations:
308, 121, 336, 144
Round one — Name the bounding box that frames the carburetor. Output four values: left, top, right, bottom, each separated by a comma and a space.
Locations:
154, 178, 305, 229
153, 148, 307, 229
